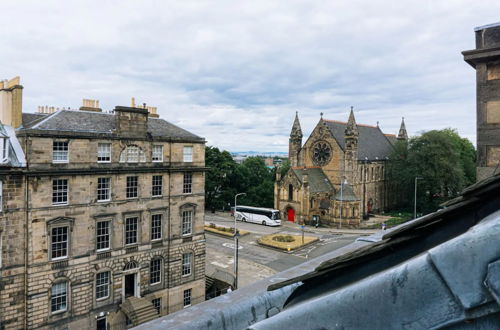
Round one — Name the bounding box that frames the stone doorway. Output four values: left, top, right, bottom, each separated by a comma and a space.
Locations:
124, 273, 136, 298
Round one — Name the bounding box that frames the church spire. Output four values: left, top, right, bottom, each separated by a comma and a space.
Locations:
291, 111, 303, 139
345, 106, 358, 136
397, 117, 408, 140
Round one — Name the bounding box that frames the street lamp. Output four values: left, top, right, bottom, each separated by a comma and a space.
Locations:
233, 192, 246, 290
414, 177, 423, 219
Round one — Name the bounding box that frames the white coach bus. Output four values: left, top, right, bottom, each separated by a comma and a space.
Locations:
235, 206, 281, 226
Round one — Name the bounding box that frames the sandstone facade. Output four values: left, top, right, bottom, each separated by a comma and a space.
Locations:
0, 88, 207, 329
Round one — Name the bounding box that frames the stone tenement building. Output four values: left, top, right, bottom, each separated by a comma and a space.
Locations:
463, 22, 500, 181
274, 110, 406, 227
0, 77, 206, 329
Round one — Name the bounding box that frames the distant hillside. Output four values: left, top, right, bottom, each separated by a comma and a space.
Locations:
231, 151, 288, 157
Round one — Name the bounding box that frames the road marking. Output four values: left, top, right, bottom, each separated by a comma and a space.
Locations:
210, 261, 228, 268
222, 242, 243, 250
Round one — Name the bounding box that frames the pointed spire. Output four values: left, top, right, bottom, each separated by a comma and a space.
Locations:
345, 106, 358, 136
291, 111, 303, 138
397, 117, 408, 140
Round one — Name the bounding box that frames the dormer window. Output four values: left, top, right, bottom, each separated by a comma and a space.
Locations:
0, 137, 8, 161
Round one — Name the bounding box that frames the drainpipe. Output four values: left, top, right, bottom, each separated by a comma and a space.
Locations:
23, 136, 30, 330
166, 140, 172, 315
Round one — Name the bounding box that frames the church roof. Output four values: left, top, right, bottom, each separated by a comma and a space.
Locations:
292, 167, 334, 193
333, 182, 359, 201
324, 120, 394, 161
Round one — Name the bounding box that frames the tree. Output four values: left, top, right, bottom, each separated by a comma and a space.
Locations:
387, 129, 476, 214
205, 148, 277, 210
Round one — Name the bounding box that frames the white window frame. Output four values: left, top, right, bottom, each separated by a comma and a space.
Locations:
183, 146, 193, 162
152, 145, 163, 162
97, 177, 111, 202
126, 176, 138, 199
182, 210, 193, 236
127, 145, 139, 163
97, 143, 112, 163
52, 141, 69, 163
50, 226, 69, 261
151, 214, 162, 241
96, 220, 111, 252
183, 173, 192, 194
152, 175, 163, 197
95, 271, 110, 300
182, 252, 192, 276
52, 179, 69, 205
0, 180, 3, 212
152, 298, 161, 314
125, 216, 139, 246
51, 281, 68, 314
150, 259, 162, 285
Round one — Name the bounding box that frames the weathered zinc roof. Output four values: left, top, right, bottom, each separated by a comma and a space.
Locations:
333, 182, 359, 201
324, 120, 394, 160
20, 110, 203, 141
291, 167, 334, 193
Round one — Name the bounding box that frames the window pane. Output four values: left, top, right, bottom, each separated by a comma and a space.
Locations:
126, 176, 138, 198
125, 217, 138, 245
51, 226, 68, 259
97, 177, 111, 201
151, 214, 162, 240
182, 253, 192, 276
152, 298, 161, 314
53, 141, 68, 162
51, 281, 67, 312
96, 221, 110, 251
52, 179, 68, 205
183, 173, 192, 194
96, 271, 110, 299
152, 145, 163, 162
183, 147, 193, 162
183, 288, 192, 307
182, 210, 192, 235
150, 259, 161, 284
97, 143, 111, 162
152, 175, 162, 196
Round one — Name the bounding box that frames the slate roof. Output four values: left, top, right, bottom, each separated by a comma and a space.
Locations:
20, 110, 203, 141
324, 120, 394, 160
291, 167, 334, 193
333, 182, 359, 201
384, 134, 397, 145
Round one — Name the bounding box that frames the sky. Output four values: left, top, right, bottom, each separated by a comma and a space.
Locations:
1, 1, 499, 152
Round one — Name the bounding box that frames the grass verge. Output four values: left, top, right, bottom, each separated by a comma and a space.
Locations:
257, 234, 319, 251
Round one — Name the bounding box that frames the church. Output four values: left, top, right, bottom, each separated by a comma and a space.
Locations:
274, 109, 407, 227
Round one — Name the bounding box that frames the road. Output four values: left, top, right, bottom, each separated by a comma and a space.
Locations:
205, 212, 361, 288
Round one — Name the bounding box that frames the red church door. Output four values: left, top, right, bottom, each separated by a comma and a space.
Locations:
287, 208, 295, 222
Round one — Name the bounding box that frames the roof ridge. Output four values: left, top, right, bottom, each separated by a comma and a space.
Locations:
384, 133, 396, 137
30, 110, 64, 129
324, 119, 378, 129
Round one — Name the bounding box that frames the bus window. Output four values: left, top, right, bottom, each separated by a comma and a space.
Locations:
272, 212, 281, 220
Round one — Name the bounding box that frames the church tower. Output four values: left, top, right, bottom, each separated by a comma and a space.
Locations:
397, 117, 408, 140
344, 107, 359, 183
289, 111, 303, 167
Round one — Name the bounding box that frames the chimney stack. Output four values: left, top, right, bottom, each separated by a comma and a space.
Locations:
80, 98, 102, 112
0, 76, 23, 128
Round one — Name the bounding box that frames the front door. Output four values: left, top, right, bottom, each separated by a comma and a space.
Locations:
124, 273, 136, 298
287, 208, 295, 222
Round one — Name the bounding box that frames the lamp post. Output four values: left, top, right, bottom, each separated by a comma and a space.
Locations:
414, 177, 422, 219
233, 192, 246, 290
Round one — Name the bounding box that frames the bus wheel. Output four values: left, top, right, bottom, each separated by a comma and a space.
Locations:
242, 217, 246, 222
262, 221, 266, 226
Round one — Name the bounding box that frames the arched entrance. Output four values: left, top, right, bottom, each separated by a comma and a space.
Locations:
286, 207, 295, 222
